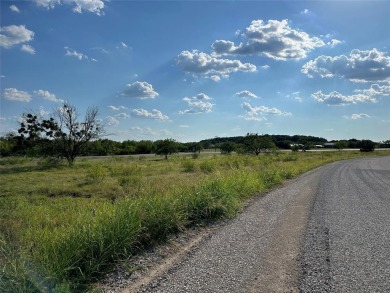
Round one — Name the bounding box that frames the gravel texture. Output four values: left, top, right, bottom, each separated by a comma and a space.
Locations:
300, 156, 390, 292
101, 156, 390, 293
106, 164, 326, 293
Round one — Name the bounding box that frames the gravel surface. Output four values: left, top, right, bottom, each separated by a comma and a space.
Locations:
300, 156, 390, 292
119, 164, 327, 293
101, 156, 390, 293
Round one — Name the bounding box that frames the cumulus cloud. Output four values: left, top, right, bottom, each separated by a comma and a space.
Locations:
235, 90, 258, 99
351, 113, 370, 120
327, 39, 343, 48
0, 25, 34, 49
176, 50, 256, 80
64, 46, 89, 61
108, 105, 127, 111
10, 5, 20, 13
106, 116, 119, 126
115, 113, 130, 119
2, 88, 32, 102
180, 93, 214, 114
241, 102, 291, 121
120, 81, 159, 99
21, 44, 36, 55
312, 90, 377, 105
34, 0, 105, 15
354, 84, 390, 97
34, 90, 64, 103
302, 48, 390, 83
131, 109, 169, 120
212, 19, 325, 60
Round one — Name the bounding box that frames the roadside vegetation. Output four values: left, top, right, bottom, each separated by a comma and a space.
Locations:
1, 150, 390, 292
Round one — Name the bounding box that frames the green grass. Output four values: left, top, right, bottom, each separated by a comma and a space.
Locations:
1, 150, 389, 292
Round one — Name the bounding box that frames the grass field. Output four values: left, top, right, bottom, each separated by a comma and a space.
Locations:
1, 150, 389, 292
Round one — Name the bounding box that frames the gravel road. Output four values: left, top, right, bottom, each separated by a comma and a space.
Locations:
300, 156, 390, 292
114, 156, 389, 293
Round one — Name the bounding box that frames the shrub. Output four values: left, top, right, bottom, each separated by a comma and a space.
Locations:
359, 139, 375, 152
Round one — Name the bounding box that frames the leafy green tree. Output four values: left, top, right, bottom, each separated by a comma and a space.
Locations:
154, 138, 179, 159
135, 140, 154, 154
220, 142, 236, 154
334, 140, 348, 151
243, 133, 276, 155
359, 139, 375, 152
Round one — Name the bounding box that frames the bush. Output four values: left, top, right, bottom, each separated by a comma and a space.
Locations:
359, 139, 375, 152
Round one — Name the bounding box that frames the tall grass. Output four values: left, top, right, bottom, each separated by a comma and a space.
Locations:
1, 150, 389, 292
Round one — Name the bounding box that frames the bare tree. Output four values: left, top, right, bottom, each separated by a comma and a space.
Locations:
54, 103, 103, 165
18, 102, 104, 165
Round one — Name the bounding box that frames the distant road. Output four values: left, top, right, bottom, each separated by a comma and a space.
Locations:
120, 156, 390, 293
83, 148, 390, 160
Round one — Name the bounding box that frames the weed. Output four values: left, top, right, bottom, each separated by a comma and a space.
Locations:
199, 160, 216, 173
181, 160, 197, 172
86, 165, 108, 184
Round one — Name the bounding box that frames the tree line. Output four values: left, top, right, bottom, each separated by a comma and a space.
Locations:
0, 103, 387, 163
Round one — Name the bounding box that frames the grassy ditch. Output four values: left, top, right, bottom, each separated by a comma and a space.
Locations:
1, 150, 389, 292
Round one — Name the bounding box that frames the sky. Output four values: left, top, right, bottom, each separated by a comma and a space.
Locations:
1, 0, 389, 143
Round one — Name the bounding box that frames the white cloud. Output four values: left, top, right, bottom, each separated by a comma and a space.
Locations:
120, 81, 159, 99
108, 105, 127, 111
179, 125, 190, 128
312, 90, 377, 105
34, 90, 64, 103
64, 46, 89, 60
355, 84, 390, 97
302, 48, 390, 83
261, 65, 270, 70
106, 116, 119, 126
241, 102, 291, 121
34, 0, 60, 9
121, 42, 128, 48
10, 5, 20, 13
235, 90, 258, 99
301, 9, 310, 15
34, 0, 105, 15
115, 113, 131, 119
176, 50, 256, 80
2, 88, 32, 102
72, 0, 105, 15
0, 25, 34, 49
351, 113, 370, 120
131, 109, 169, 120
327, 39, 343, 48
210, 75, 221, 82
286, 91, 303, 102
180, 93, 214, 114
21, 44, 36, 55
212, 19, 325, 60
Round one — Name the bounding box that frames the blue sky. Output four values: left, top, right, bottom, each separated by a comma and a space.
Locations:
1, 0, 389, 142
